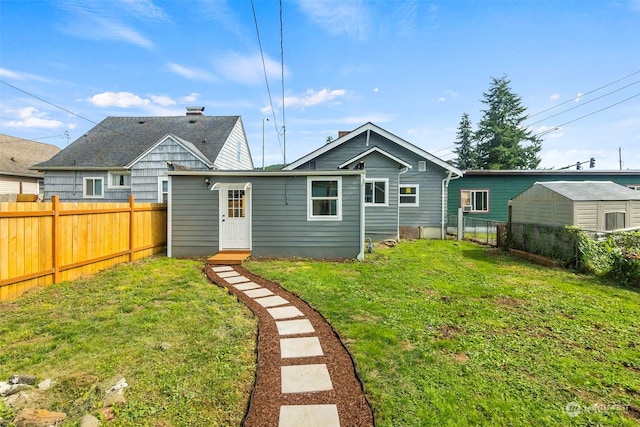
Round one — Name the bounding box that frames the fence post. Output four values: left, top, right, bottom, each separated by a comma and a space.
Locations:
457, 208, 464, 241
52, 195, 60, 284
129, 194, 135, 262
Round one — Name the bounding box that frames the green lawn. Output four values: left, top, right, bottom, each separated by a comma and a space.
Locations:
0, 257, 256, 426
245, 240, 640, 426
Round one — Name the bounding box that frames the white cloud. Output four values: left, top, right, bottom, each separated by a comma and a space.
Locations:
575, 92, 583, 102
3, 107, 63, 129
58, 1, 154, 49
373, 87, 379, 93
437, 97, 446, 102
297, 0, 369, 40
88, 91, 150, 108
118, 0, 169, 22
168, 63, 216, 81
0, 67, 53, 83
216, 52, 284, 86
550, 93, 561, 100
149, 95, 176, 106
180, 92, 201, 103
283, 89, 347, 109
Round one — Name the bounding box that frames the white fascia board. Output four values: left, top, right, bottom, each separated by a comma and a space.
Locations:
338, 146, 413, 169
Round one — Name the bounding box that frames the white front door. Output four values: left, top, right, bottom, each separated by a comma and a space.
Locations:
219, 184, 251, 250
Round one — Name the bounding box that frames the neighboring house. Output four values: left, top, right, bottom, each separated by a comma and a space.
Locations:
283, 122, 463, 240
0, 134, 60, 201
448, 170, 640, 223
510, 181, 640, 231
32, 109, 253, 202
168, 170, 366, 260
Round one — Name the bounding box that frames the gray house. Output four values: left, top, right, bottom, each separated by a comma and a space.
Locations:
32, 110, 253, 202
283, 122, 463, 240
168, 170, 366, 260
510, 181, 640, 231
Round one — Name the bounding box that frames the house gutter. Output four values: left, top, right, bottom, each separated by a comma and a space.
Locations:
441, 171, 462, 239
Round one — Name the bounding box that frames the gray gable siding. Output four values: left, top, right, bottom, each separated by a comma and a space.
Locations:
359, 153, 401, 240
131, 137, 210, 202
292, 132, 450, 233
213, 119, 254, 170
169, 174, 363, 259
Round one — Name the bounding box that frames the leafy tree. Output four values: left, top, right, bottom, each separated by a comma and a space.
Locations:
474, 75, 542, 169
452, 112, 475, 170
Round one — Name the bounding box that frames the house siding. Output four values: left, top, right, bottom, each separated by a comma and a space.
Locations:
43, 170, 130, 202
449, 172, 640, 222
131, 137, 210, 202
213, 119, 254, 170
169, 174, 363, 259
292, 132, 449, 238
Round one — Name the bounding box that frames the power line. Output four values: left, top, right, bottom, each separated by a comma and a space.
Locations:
526, 80, 640, 127
280, 0, 286, 165
250, 0, 284, 162
527, 68, 640, 119
533, 92, 640, 138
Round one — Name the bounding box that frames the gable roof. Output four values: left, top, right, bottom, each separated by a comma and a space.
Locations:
125, 134, 213, 169
534, 181, 640, 201
283, 122, 462, 176
32, 116, 241, 170
0, 134, 60, 178
338, 146, 413, 169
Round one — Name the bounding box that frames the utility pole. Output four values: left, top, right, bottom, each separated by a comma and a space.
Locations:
618, 147, 623, 170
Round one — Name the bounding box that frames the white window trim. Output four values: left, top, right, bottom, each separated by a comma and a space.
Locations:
461, 189, 489, 213
364, 178, 389, 207
399, 184, 419, 207
158, 176, 169, 203
107, 171, 131, 189
83, 177, 104, 199
418, 161, 426, 172
307, 176, 342, 221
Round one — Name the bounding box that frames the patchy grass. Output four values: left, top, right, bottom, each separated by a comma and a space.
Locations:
0, 257, 256, 426
245, 240, 640, 426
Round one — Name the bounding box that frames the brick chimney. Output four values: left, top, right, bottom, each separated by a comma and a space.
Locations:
186, 106, 205, 116
338, 131, 350, 138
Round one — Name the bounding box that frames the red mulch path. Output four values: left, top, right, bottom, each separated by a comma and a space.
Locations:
204, 265, 375, 427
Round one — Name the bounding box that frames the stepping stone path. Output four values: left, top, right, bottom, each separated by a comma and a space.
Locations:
205, 265, 374, 427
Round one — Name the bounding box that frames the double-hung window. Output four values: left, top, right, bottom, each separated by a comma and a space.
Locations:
399, 185, 419, 206
461, 189, 489, 212
108, 171, 131, 188
158, 177, 169, 203
364, 179, 388, 206
308, 177, 342, 220
84, 177, 104, 198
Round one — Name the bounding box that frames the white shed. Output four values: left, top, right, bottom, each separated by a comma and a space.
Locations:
510, 181, 640, 231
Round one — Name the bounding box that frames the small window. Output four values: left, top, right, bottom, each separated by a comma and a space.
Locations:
84, 177, 104, 198
627, 185, 640, 191
308, 177, 342, 220
108, 171, 131, 188
399, 185, 419, 206
237, 142, 242, 161
605, 212, 625, 230
158, 177, 168, 203
364, 179, 388, 206
418, 161, 426, 172
461, 189, 489, 212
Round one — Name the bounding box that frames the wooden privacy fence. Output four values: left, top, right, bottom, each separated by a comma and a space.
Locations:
0, 195, 167, 301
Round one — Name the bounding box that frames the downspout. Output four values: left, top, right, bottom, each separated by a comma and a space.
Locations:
167, 176, 173, 257
398, 166, 409, 241
358, 172, 366, 260
441, 171, 462, 240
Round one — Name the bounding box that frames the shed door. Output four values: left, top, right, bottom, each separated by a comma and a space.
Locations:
219, 184, 251, 250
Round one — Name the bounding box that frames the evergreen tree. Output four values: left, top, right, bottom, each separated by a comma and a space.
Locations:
452, 112, 475, 170
474, 75, 542, 169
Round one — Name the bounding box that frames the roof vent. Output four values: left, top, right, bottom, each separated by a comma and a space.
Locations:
186, 106, 205, 116
138, 120, 145, 124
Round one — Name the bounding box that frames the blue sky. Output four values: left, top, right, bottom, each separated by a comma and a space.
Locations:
1, 0, 639, 170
